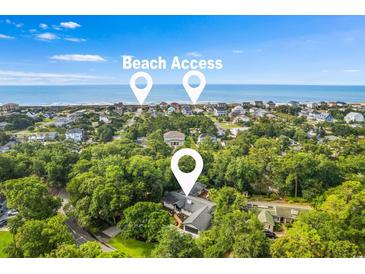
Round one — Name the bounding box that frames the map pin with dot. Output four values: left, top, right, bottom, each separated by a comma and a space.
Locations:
183, 70, 206, 104
130, 71, 153, 105
171, 148, 203, 196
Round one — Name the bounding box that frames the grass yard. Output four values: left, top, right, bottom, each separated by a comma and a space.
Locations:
108, 236, 156, 258
0, 231, 12, 258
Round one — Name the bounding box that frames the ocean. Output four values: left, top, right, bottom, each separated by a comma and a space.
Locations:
0, 84, 364, 106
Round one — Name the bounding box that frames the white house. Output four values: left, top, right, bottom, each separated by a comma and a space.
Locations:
308, 112, 334, 122
65, 128, 84, 142
230, 105, 245, 117
163, 131, 185, 148
249, 107, 268, 118
344, 112, 364, 123
99, 115, 111, 124
28, 132, 58, 142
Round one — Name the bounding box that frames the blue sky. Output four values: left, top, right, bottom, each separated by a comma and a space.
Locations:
0, 16, 365, 85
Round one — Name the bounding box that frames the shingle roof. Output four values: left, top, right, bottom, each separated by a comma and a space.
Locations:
163, 131, 185, 139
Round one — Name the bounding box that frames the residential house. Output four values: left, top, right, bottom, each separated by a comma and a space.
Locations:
214, 123, 225, 137
167, 106, 176, 114
1, 103, 19, 112
170, 102, 180, 110
265, 101, 276, 109
65, 128, 84, 142
336, 101, 347, 107
247, 201, 311, 232
242, 102, 251, 108
181, 106, 193, 116
163, 131, 185, 148
308, 111, 334, 122
163, 189, 215, 235
305, 102, 318, 109
26, 112, 38, 119
233, 115, 250, 124
344, 112, 364, 123
249, 107, 268, 118
28, 132, 58, 142
193, 108, 204, 114
213, 107, 227, 117
114, 102, 124, 114
99, 115, 111, 124
230, 105, 245, 117
230, 127, 249, 137
288, 101, 299, 107
54, 117, 73, 127
0, 141, 17, 154
197, 133, 217, 144
254, 101, 264, 108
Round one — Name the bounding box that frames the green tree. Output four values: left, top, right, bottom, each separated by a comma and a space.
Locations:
1, 177, 60, 221
152, 226, 201, 258
8, 215, 73, 258
97, 124, 114, 143
197, 210, 268, 258
270, 222, 323, 258
118, 202, 170, 242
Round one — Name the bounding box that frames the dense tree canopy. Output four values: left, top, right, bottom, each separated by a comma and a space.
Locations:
118, 202, 171, 242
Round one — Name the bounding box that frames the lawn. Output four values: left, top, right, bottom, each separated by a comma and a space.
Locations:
0, 231, 12, 258
108, 236, 156, 258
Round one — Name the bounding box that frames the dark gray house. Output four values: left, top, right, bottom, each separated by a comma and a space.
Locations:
163, 188, 215, 235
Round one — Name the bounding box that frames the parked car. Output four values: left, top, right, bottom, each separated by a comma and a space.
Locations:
0, 219, 7, 227
7, 209, 18, 216
264, 229, 277, 238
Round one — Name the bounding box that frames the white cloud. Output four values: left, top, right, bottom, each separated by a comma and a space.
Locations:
0, 70, 110, 84
60, 21, 81, 29
0, 34, 15, 39
186, 51, 202, 58
232, 49, 244, 54
39, 23, 48, 30
343, 69, 360, 73
64, 37, 87, 42
36, 32, 59, 40
3, 19, 23, 28
50, 54, 106, 62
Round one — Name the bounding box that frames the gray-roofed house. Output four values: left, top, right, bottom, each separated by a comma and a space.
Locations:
163, 131, 185, 148
162, 191, 215, 235
65, 128, 84, 142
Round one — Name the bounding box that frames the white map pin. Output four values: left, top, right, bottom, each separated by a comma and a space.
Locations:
171, 148, 203, 196
130, 71, 153, 105
182, 70, 206, 104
